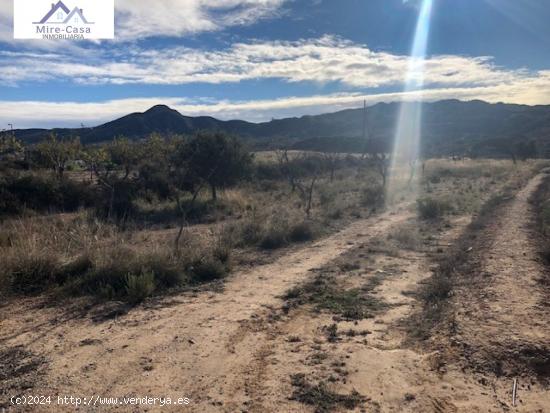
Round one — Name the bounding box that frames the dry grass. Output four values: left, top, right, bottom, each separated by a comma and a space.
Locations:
0, 211, 230, 302
3, 157, 542, 305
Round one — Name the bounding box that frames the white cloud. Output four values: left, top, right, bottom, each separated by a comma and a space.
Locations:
115, 0, 286, 39
2, 73, 550, 129
0, 0, 287, 43
0, 36, 531, 90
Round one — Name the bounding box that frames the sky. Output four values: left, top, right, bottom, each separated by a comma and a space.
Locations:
1, 0, 550, 129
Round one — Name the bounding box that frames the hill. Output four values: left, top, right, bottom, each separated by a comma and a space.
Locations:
9, 99, 550, 156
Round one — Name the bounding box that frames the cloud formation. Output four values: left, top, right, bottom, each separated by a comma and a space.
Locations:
0, 36, 533, 89
3, 72, 550, 129
0, 0, 287, 42
115, 0, 287, 39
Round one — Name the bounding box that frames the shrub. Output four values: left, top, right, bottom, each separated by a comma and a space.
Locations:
389, 225, 421, 250
94, 179, 138, 222
0, 174, 95, 217
190, 256, 228, 282
9, 255, 60, 295
237, 218, 264, 246
55, 254, 94, 284
260, 226, 288, 249
68, 248, 189, 299
176, 132, 253, 200
290, 373, 365, 412
318, 187, 337, 206
140, 253, 186, 288
416, 197, 451, 220
125, 270, 156, 304
422, 272, 452, 304
212, 243, 232, 265
75, 263, 129, 297
255, 162, 283, 181
360, 184, 384, 209
289, 221, 316, 243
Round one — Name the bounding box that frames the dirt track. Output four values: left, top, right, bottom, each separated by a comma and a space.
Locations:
1, 205, 411, 412
1, 174, 550, 412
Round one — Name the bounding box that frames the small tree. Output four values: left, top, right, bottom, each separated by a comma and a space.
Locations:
0, 133, 24, 160
373, 152, 390, 188
276, 150, 321, 218
322, 151, 340, 182
515, 140, 537, 161
137, 134, 177, 200
107, 137, 143, 179
182, 132, 253, 200
35, 133, 81, 179
81, 145, 110, 181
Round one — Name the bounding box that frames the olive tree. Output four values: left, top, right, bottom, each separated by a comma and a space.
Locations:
35, 133, 81, 179
181, 132, 253, 200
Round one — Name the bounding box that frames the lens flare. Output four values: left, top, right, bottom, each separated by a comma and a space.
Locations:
387, 0, 434, 201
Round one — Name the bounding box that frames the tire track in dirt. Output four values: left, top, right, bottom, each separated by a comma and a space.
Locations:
447, 173, 550, 410
228, 215, 466, 413
232, 173, 550, 413
0, 207, 412, 412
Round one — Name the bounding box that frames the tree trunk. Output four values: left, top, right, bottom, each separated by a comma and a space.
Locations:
174, 195, 185, 251
211, 184, 217, 201
108, 186, 115, 221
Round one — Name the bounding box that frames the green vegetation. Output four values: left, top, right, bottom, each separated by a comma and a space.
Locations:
1, 130, 544, 307
290, 373, 366, 413
284, 273, 386, 320
416, 197, 452, 220
0, 132, 391, 304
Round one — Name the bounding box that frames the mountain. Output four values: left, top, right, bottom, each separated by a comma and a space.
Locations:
9, 100, 550, 156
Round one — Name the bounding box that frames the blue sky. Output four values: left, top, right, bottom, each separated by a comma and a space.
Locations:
1, 0, 550, 128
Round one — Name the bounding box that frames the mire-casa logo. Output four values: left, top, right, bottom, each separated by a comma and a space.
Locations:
14, 0, 114, 40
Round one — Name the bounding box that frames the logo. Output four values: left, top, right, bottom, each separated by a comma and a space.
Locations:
14, 0, 114, 40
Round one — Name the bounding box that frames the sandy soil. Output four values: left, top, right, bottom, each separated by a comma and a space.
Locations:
1, 205, 411, 412
1, 174, 549, 412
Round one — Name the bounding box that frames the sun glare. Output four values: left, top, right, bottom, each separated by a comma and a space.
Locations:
387, 0, 434, 202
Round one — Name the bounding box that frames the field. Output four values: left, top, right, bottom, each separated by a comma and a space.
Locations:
1, 138, 550, 412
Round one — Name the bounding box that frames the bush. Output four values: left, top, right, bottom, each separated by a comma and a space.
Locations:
0, 174, 95, 217
76, 263, 129, 297
289, 221, 316, 243
125, 270, 156, 304
260, 226, 288, 249
236, 218, 264, 246
255, 162, 283, 181
68, 248, 189, 299
389, 226, 421, 250
422, 272, 452, 304
94, 179, 138, 222
55, 254, 94, 284
416, 197, 451, 220
9, 255, 60, 295
140, 253, 186, 288
360, 184, 384, 209
318, 187, 337, 206
190, 257, 228, 282
176, 132, 253, 200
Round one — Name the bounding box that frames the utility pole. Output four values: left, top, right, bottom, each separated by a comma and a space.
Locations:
361, 100, 370, 159
362, 100, 367, 141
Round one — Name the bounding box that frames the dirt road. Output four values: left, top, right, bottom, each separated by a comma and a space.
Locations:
2, 173, 549, 412
1, 206, 411, 412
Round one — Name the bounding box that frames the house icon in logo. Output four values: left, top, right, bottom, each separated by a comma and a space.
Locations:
34, 1, 94, 24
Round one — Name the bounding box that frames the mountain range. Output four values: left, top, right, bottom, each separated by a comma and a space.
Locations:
9, 99, 550, 156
